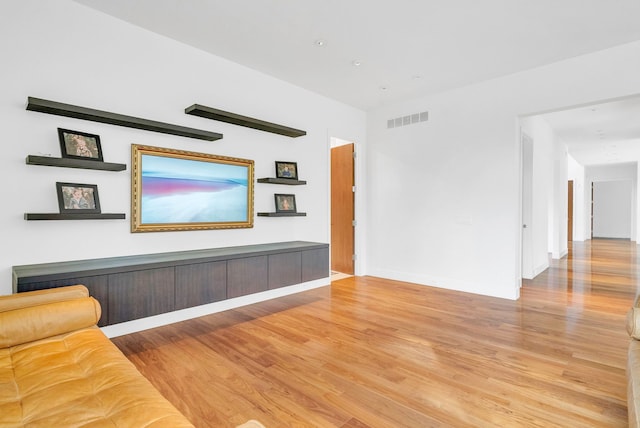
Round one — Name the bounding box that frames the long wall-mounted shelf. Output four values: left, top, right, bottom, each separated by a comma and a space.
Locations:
26, 155, 126, 171
185, 103, 306, 138
24, 213, 126, 221
27, 97, 223, 141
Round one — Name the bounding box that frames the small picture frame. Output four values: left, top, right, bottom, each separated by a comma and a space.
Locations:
275, 194, 297, 213
56, 182, 101, 214
58, 128, 104, 162
275, 161, 298, 180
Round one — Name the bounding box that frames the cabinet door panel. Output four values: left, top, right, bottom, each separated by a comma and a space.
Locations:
268, 252, 301, 290
108, 267, 174, 324
175, 261, 227, 309
227, 256, 268, 298
19, 276, 109, 326
302, 248, 330, 282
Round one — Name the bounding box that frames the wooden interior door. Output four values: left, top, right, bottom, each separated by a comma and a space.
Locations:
568, 180, 573, 242
331, 143, 354, 275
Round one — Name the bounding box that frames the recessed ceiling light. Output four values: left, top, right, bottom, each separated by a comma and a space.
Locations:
352, 60, 362, 67
314, 39, 326, 47
379, 85, 389, 91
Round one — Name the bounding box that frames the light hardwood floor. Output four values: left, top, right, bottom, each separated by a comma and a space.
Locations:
112, 239, 638, 427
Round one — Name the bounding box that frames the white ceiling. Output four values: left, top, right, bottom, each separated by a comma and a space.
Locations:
73, 0, 640, 165
542, 96, 640, 166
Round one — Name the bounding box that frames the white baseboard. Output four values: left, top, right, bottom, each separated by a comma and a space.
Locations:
533, 262, 549, 277
366, 268, 519, 300
552, 249, 568, 259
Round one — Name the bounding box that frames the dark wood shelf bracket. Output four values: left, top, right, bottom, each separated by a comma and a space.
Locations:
257, 212, 307, 217
185, 104, 306, 138
27, 97, 223, 141
26, 155, 126, 171
25, 213, 126, 221
257, 177, 307, 185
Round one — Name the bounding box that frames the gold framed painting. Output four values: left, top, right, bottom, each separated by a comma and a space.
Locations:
131, 144, 254, 232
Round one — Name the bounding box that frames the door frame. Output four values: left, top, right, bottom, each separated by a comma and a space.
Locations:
568, 180, 574, 242
520, 131, 534, 280
329, 137, 362, 276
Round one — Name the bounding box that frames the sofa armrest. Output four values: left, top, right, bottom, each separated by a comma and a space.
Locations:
628, 307, 640, 340
0, 286, 101, 348
0, 285, 89, 313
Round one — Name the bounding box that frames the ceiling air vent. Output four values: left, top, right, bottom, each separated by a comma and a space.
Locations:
387, 111, 428, 129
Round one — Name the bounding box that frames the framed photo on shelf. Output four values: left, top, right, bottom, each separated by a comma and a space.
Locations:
131, 144, 254, 232
58, 128, 104, 162
274, 193, 297, 213
56, 182, 101, 214
275, 161, 298, 180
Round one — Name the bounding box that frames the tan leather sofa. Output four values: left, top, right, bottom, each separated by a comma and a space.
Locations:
0, 285, 194, 427
627, 305, 640, 427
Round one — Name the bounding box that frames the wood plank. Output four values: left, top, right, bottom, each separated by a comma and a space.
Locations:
301, 248, 329, 282
108, 267, 175, 324
24, 213, 125, 220
268, 252, 301, 290
227, 256, 268, 298
185, 104, 306, 138
27, 96, 222, 141
175, 261, 227, 309
112, 238, 635, 427
26, 155, 126, 171
13, 241, 327, 286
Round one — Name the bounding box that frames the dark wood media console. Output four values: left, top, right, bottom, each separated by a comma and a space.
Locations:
12, 241, 329, 327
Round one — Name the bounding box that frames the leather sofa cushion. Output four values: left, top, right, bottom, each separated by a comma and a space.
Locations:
0, 327, 194, 427
0, 297, 101, 348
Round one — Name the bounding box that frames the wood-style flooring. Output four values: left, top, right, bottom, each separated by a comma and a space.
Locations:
112, 239, 638, 427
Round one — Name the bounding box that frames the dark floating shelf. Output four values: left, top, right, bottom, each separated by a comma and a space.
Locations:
25, 213, 126, 221
257, 177, 307, 185
26, 155, 126, 171
257, 212, 307, 217
27, 97, 222, 141
185, 104, 306, 138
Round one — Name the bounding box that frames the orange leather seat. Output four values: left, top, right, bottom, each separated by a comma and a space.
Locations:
0, 285, 194, 427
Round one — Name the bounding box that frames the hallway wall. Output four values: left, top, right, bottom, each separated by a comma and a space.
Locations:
366, 40, 640, 300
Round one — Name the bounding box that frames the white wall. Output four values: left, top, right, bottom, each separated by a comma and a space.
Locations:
0, 1, 366, 303
593, 181, 633, 238
366, 40, 640, 300
550, 140, 569, 259
568, 154, 586, 241
586, 163, 638, 240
